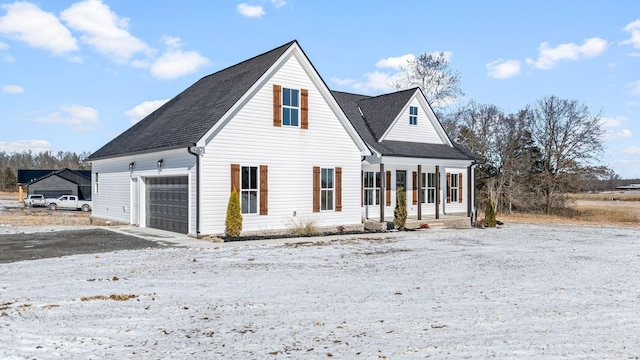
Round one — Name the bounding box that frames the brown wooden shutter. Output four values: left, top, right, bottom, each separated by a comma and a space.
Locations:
385, 171, 391, 207
273, 85, 282, 127
313, 166, 320, 212
335, 167, 342, 212
301, 88, 308, 129
231, 164, 240, 192
458, 173, 463, 203
446, 172, 451, 203
412, 171, 418, 205
260, 165, 268, 215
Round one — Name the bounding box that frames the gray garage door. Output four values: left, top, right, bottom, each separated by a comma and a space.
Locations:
146, 177, 188, 234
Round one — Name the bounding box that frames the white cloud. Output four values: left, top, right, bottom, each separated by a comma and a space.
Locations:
603, 128, 632, 141
271, 0, 286, 8
36, 104, 99, 132
0, 41, 7, 50
60, 0, 150, 64
0, 1, 78, 55
486, 59, 521, 79
376, 54, 415, 70
330, 77, 357, 87
150, 37, 209, 80
526, 37, 608, 70
2, 84, 24, 93
600, 115, 628, 128
351, 71, 397, 93
622, 19, 640, 50
237, 3, 265, 18
332, 51, 457, 96
627, 80, 640, 95
125, 99, 170, 124
0, 139, 52, 153
621, 146, 640, 155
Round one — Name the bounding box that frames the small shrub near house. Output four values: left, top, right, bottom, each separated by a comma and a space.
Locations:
225, 188, 242, 238
394, 187, 407, 230
288, 214, 322, 237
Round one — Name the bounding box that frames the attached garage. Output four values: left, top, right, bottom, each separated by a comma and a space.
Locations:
146, 176, 189, 234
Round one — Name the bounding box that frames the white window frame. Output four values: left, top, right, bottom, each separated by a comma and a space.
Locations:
241, 166, 258, 214
320, 168, 334, 211
450, 173, 459, 203
282, 87, 300, 127
409, 106, 418, 125
363, 171, 380, 206
421, 172, 436, 204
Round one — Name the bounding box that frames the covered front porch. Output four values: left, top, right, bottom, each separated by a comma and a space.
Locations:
361, 157, 476, 227
363, 213, 473, 231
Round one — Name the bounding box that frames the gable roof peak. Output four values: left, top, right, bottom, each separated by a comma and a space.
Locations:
89, 40, 299, 160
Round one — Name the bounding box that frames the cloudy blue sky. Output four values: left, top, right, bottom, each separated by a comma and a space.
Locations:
1, 0, 639, 178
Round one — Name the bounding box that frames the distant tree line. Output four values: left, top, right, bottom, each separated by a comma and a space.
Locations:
393, 52, 622, 215
0, 151, 91, 191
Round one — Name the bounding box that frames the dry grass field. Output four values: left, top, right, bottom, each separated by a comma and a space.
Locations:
498, 192, 640, 227
0, 191, 91, 227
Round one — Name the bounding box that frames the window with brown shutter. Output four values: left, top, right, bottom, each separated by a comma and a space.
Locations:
458, 173, 463, 203
335, 167, 342, 212
273, 85, 282, 127
446, 172, 451, 203
301, 88, 308, 129
312, 166, 320, 212
412, 171, 418, 205
231, 164, 240, 192
260, 165, 268, 215
385, 171, 391, 207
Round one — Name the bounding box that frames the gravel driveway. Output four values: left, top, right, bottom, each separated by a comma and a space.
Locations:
0, 229, 166, 264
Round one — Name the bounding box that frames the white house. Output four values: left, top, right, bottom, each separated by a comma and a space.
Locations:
332, 89, 478, 223
88, 40, 477, 236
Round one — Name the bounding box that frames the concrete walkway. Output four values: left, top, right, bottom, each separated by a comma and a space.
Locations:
105, 225, 470, 249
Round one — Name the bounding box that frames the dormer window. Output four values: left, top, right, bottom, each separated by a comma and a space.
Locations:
409, 106, 418, 125
282, 88, 300, 127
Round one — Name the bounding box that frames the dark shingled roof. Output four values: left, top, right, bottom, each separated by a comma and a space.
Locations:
88, 39, 474, 163
88, 41, 296, 160
25, 168, 91, 186
18, 169, 91, 184
331, 90, 476, 161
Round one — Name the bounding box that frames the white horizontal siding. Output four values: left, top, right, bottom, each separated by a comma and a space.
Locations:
443, 168, 467, 214
199, 54, 363, 235
91, 158, 133, 224
91, 150, 196, 231
384, 98, 444, 144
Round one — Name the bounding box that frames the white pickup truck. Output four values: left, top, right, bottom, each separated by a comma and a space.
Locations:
46, 195, 92, 212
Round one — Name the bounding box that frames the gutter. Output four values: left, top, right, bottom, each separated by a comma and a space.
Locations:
187, 145, 201, 238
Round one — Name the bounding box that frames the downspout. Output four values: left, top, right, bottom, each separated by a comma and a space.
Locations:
435, 165, 440, 219
467, 165, 473, 218
187, 145, 200, 238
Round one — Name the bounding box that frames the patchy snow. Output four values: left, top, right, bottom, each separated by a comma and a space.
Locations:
1, 224, 639, 359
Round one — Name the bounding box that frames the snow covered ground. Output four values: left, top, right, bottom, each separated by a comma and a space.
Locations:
1, 224, 639, 359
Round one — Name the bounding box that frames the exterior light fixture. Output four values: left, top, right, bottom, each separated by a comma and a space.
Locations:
157, 159, 164, 169
129, 162, 135, 171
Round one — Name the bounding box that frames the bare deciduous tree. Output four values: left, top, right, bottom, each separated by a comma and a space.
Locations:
391, 52, 464, 108
451, 102, 539, 213
531, 96, 604, 213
